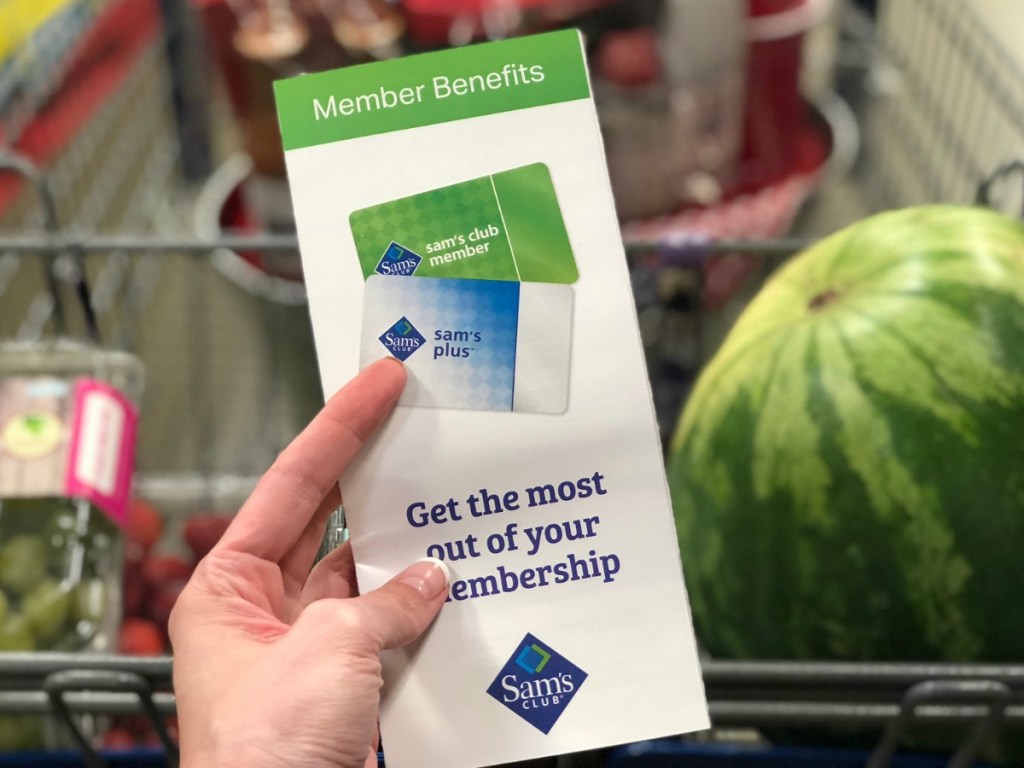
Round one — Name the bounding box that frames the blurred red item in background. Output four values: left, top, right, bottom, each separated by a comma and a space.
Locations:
184, 515, 233, 561
191, 0, 320, 116
741, 0, 829, 190
126, 500, 164, 554
748, 0, 805, 12
147, 581, 187, 631
401, 0, 619, 46
118, 618, 167, 656
102, 726, 137, 751
593, 28, 661, 88
141, 555, 193, 589
123, 558, 146, 617
191, 0, 293, 176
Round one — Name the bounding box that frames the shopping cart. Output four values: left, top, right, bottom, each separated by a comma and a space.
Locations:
1, 1, 1023, 767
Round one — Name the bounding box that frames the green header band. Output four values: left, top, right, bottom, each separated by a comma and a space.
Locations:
274, 30, 590, 150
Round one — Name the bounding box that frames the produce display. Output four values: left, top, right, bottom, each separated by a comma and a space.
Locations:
0, 494, 230, 751
0, 498, 123, 752
119, 500, 231, 655
102, 500, 229, 749
669, 206, 1024, 662
0, 498, 120, 653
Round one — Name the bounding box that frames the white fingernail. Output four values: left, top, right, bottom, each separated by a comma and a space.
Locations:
419, 556, 450, 585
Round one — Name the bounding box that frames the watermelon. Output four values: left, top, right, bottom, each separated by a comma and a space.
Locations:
669, 206, 1024, 662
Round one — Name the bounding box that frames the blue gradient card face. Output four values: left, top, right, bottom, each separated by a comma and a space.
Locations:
361, 276, 572, 413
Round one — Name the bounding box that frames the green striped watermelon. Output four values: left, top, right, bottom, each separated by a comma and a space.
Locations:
669, 206, 1024, 662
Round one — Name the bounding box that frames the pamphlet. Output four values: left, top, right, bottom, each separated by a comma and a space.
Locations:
275, 29, 709, 768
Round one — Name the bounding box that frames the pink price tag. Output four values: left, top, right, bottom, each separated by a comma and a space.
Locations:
63, 379, 138, 528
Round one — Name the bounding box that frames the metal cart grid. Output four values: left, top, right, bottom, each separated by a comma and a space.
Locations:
1, 0, 1024, 766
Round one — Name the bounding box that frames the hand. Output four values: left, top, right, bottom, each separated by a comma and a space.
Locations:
170, 358, 449, 768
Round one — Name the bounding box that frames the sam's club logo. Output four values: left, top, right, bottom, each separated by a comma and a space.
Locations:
375, 242, 422, 276
486, 633, 587, 734
379, 316, 426, 361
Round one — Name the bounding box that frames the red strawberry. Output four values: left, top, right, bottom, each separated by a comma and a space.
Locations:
183, 515, 233, 562
118, 619, 166, 656
146, 582, 186, 632
123, 560, 147, 617
126, 500, 164, 552
141, 555, 193, 589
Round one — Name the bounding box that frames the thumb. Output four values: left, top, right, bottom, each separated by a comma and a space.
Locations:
348, 558, 450, 650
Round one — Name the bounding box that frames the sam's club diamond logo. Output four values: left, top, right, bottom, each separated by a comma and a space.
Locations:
486, 633, 587, 734
375, 242, 422, 276
379, 316, 426, 361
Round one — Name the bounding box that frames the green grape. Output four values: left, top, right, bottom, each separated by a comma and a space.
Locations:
0, 614, 35, 651
44, 511, 79, 552
0, 499, 51, 537
48, 629, 88, 651
46, 509, 79, 533
0, 534, 49, 594
23, 579, 72, 641
74, 578, 108, 623
88, 517, 116, 546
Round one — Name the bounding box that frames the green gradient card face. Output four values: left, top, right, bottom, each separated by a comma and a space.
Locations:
349, 163, 578, 284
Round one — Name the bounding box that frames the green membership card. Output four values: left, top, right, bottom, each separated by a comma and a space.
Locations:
350, 163, 578, 283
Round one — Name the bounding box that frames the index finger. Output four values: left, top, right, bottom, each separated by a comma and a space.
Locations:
218, 357, 406, 562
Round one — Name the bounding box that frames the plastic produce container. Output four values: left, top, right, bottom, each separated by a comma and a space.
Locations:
0, 341, 143, 654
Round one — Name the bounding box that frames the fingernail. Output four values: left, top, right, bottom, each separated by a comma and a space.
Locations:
397, 557, 450, 599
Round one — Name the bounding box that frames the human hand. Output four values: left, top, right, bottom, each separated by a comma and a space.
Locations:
169, 358, 449, 768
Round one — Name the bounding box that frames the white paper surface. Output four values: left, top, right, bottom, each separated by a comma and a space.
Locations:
281, 36, 709, 768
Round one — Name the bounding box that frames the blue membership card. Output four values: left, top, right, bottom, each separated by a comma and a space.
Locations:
360, 276, 573, 414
